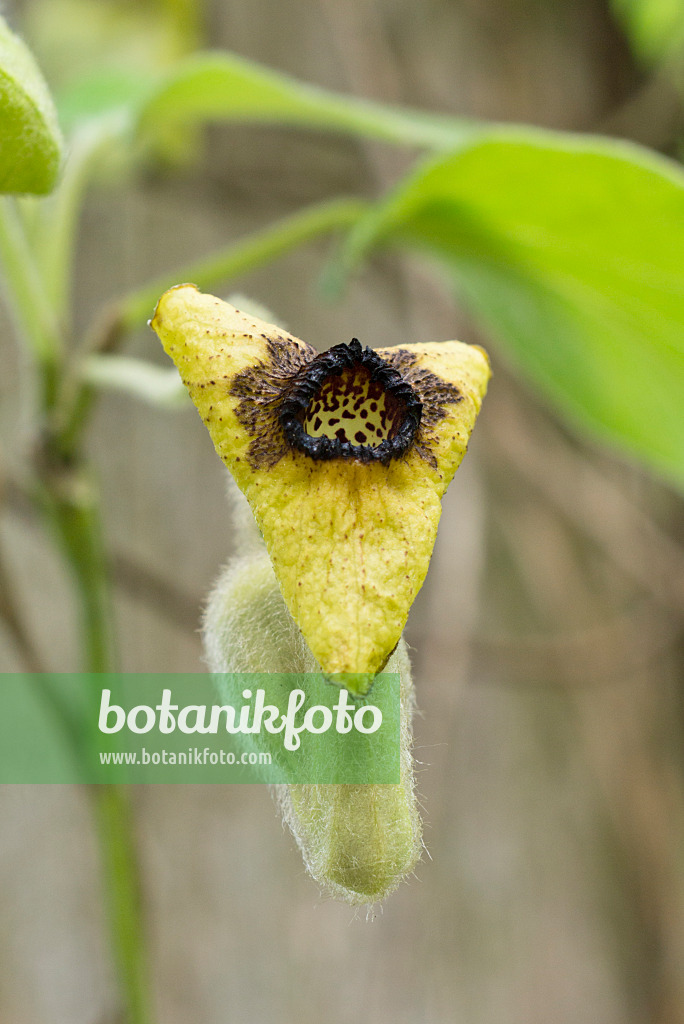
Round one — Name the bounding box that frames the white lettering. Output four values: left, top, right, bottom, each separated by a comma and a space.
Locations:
98, 690, 125, 733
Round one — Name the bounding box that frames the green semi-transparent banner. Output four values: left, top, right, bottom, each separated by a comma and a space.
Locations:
0, 673, 400, 783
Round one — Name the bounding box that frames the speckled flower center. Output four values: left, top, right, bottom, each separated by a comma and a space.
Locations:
279, 339, 422, 464
302, 365, 405, 447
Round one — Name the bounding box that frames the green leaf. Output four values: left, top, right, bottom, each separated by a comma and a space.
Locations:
335, 129, 684, 490
0, 15, 62, 194
135, 50, 474, 150
610, 0, 684, 64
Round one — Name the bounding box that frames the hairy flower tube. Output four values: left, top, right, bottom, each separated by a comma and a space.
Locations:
151, 284, 490, 695
203, 488, 422, 904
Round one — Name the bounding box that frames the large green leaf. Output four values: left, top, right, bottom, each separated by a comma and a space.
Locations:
0, 15, 62, 194
136, 50, 474, 149
335, 129, 684, 489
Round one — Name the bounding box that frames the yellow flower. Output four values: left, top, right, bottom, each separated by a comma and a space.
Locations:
151, 284, 490, 693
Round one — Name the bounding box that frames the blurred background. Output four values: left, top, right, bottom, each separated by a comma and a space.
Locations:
1, 0, 684, 1022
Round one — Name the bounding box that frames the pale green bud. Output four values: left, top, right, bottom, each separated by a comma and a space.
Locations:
203, 485, 422, 905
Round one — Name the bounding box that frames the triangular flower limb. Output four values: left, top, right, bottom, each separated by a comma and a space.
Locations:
151, 285, 490, 692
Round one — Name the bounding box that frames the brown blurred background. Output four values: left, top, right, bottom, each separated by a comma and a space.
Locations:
1, 0, 684, 1021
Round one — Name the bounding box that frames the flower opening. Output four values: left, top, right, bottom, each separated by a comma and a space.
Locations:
279, 338, 422, 463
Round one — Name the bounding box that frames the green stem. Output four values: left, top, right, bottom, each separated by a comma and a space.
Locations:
115, 195, 369, 333
36, 462, 154, 1024
0, 182, 154, 1020
37, 465, 115, 674
94, 784, 154, 1024
32, 116, 127, 326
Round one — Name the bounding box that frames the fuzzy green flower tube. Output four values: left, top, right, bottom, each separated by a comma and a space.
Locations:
276, 644, 420, 904
203, 490, 421, 904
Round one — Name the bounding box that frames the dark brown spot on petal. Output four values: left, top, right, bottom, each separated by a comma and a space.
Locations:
229, 336, 315, 468
382, 349, 463, 468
